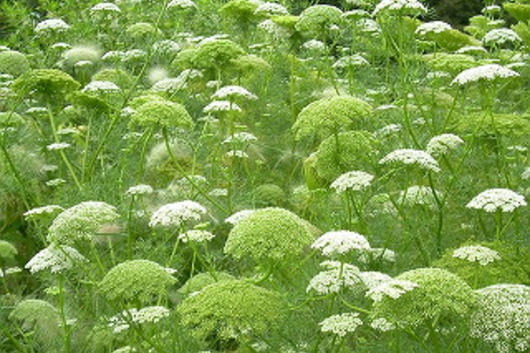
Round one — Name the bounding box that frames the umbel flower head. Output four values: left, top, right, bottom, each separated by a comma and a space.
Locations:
452, 245, 501, 266
0, 50, 30, 77
9, 299, 61, 344
295, 5, 343, 36
319, 313, 363, 337
149, 201, 207, 228
426, 133, 464, 155
307, 261, 362, 295
108, 306, 170, 333
466, 188, 527, 212
224, 207, 315, 262
451, 64, 519, 86
47, 201, 120, 244
373, 0, 427, 16
177, 279, 286, 342
371, 268, 477, 329
331, 170, 374, 193
12, 69, 80, 98
311, 230, 371, 257
292, 96, 373, 142
191, 39, 245, 70
471, 284, 530, 353
178, 271, 235, 296
99, 260, 177, 302
130, 100, 194, 130
379, 149, 441, 173
25, 244, 87, 274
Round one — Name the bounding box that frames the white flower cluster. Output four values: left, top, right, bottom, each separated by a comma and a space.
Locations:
178, 230, 216, 243
47, 142, 71, 151
466, 188, 527, 213
204, 100, 242, 113
112, 347, 136, 353
451, 64, 519, 85
212, 85, 258, 100
312, 231, 371, 256
25, 245, 87, 274
255, 3, 289, 16
370, 317, 396, 331
82, 80, 120, 93
35, 19, 70, 33
483, 28, 522, 47
149, 201, 207, 228
302, 39, 326, 51
366, 279, 418, 302
126, 184, 154, 196
331, 171, 374, 193
471, 284, 530, 353
373, 0, 427, 16
226, 150, 249, 158
455, 45, 487, 54
379, 149, 441, 172
168, 0, 197, 9
452, 245, 501, 266
319, 313, 363, 336
223, 132, 258, 144
225, 209, 256, 225
307, 261, 362, 295
426, 133, 464, 155
522, 167, 530, 180
23, 205, 64, 219
153, 40, 181, 54
359, 271, 393, 290
415, 21, 451, 36
258, 20, 292, 40
90, 2, 121, 13
108, 306, 170, 333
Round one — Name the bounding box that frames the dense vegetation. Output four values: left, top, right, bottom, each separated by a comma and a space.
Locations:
0, 0, 528, 352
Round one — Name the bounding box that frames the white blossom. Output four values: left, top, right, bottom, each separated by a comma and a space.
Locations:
379, 149, 441, 172
307, 261, 362, 295
204, 100, 242, 113
82, 81, 120, 93
25, 245, 87, 274
466, 188, 527, 212
426, 133, 464, 155
331, 171, 374, 193
483, 28, 522, 47
149, 201, 207, 228
212, 86, 257, 100
178, 230, 216, 243
453, 245, 501, 266
255, 3, 289, 16
451, 64, 519, 85
319, 313, 363, 336
168, 0, 197, 9
312, 231, 371, 256
366, 279, 418, 302
23, 205, 64, 219
126, 184, 154, 196
373, 0, 427, 16
370, 317, 396, 331
91, 2, 121, 13
415, 21, 451, 36
35, 19, 70, 33
47, 142, 71, 151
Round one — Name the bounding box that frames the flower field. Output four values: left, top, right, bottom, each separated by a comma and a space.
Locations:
0, 0, 529, 352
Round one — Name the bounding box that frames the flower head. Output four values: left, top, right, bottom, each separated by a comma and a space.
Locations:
319, 313, 363, 336
307, 261, 362, 295
331, 171, 374, 193
453, 245, 501, 266
426, 133, 464, 155
466, 188, 526, 212
149, 201, 207, 228
379, 149, 441, 172
25, 245, 87, 274
178, 230, 216, 243
312, 230, 371, 257
451, 64, 519, 86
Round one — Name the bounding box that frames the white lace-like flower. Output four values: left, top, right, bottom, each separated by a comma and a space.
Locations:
312, 231, 371, 256
483, 28, 522, 46
212, 85, 257, 100
466, 188, 527, 213
25, 245, 87, 274
319, 313, 363, 336
455, 46, 487, 54
46, 178, 66, 187
370, 317, 396, 331
178, 230, 216, 243
258, 19, 292, 40
331, 171, 374, 193
35, 19, 70, 33
426, 133, 464, 155
366, 279, 419, 302
204, 100, 242, 113
333, 55, 369, 70
82, 80, 120, 93
415, 21, 451, 36
149, 201, 207, 228
46, 142, 71, 151
522, 167, 530, 180
91, 2, 121, 12
126, 184, 154, 196
225, 210, 256, 225
307, 261, 362, 295
379, 149, 441, 172
451, 64, 519, 85
108, 306, 170, 333
373, 0, 427, 16
168, 0, 197, 9
255, 2, 289, 16
302, 39, 326, 51
453, 245, 501, 266
23, 205, 64, 219
359, 271, 393, 290
223, 132, 258, 144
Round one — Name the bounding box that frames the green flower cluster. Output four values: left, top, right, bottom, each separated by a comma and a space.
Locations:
47, 201, 120, 244
177, 279, 285, 342
9, 299, 60, 344
130, 99, 194, 130
423, 53, 478, 75
295, 5, 343, 36
372, 268, 477, 329
178, 272, 235, 296
12, 69, 80, 98
192, 39, 245, 70
0, 50, 30, 77
99, 259, 177, 302
224, 207, 315, 262
292, 96, 373, 142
